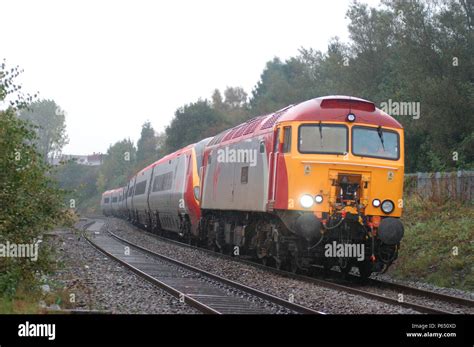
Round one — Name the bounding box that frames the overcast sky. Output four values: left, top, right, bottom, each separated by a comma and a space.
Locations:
2, 0, 380, 154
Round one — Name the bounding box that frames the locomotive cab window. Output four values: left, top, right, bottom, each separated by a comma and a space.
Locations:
298, 124, 348, 154
352, 126, 399, 160
282, 126, 291, 153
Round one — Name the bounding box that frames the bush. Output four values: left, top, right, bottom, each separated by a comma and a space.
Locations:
0, 109, 73, 306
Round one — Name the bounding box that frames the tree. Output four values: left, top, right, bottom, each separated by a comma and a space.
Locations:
165, 100, 226, 152
224, 87, 248, 109
250, 57, 316, 115
136, 121, 159, 169
54, 161, 100, 211
98, 138, 136, 189
211, 89, 224, 113
18, 99, 69, 162
341, 0, 474, 171
247, 0, 473, 172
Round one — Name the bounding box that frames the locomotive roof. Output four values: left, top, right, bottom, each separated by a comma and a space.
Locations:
207, 95, 402, 147
278, 96, 403, 129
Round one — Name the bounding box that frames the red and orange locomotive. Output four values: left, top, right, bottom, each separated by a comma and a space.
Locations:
101, 96, 404, 278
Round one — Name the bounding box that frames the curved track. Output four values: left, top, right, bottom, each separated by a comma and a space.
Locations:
82, 220, 325, 315
108, 218, 474, 315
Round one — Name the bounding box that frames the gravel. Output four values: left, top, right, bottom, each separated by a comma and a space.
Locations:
46, 221, 199, 314
106, 217, 422, 314
372, 273, 474, 302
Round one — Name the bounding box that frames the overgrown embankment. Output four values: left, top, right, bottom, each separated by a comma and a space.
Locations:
391, 195, 473, 291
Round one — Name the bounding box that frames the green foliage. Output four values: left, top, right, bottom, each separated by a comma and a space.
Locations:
165, 100, 226, 152
247, 0, 473, 173
0, 110, 70, 240
250, 57, 316, 115
0, 61, 72, 307
136, 121, 164, 170
161, 2, 471, 174
392, 195, 474, 290
98, 138, 137, 189
0, 111, 69, 300
53, 161, 100, 212
18, 99, 69, 162
0, 59, 37, 109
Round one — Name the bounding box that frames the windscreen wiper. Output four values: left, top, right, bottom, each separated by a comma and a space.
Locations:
377, 126, 385, 151
318, 121, 323, 147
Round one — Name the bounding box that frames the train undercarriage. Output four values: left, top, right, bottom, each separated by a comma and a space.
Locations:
194, 209, 402, 279
126, 205, 403, 279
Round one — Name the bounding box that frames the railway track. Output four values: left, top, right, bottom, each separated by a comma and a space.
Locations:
82, 220, 324, 315
107, 218, 474, 315
363, 276, 474, 312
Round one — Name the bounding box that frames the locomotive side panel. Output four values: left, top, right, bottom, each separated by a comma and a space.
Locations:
168, 153, 187, 218
132, 168, 153, 223
201, 136, 270, 212
126, 176, 136, 217
148, 147, 195, 233
101, 191, 112, 216
110, 189, 121, 215
119, 185, 128, 217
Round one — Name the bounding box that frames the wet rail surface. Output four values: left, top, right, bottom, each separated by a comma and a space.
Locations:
98, 217, 474, 315
83, 220, 325, 315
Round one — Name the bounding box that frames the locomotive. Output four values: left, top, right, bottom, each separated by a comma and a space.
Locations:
101, 96, 405, 278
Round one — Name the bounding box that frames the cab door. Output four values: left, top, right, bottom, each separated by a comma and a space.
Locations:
269, 127, 281, 205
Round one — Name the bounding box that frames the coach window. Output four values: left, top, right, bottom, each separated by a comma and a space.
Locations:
282, 126, 292, 153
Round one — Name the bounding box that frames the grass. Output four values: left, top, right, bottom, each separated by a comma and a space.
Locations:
0, 287, 76, 314
0, 287, 41, 314
0, 238, 79, 314
390, 194, 474, 291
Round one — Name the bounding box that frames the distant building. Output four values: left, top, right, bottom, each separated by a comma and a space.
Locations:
49, 152, 105, 166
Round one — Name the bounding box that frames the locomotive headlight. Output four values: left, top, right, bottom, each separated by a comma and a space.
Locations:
315, 195, 323, 204
381, 200, 395, 214
372, 199, 381, 207
300, 194, 314, 208
346, 113, 356, 122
